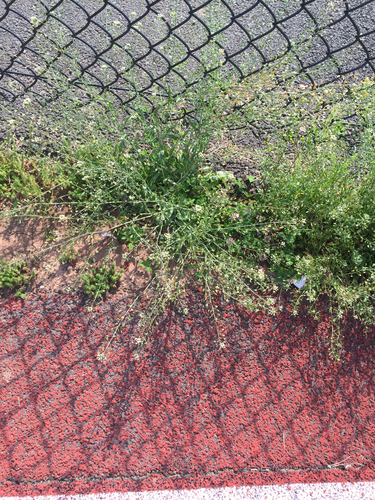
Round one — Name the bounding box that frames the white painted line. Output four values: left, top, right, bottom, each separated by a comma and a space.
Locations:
2, 482, 375, 500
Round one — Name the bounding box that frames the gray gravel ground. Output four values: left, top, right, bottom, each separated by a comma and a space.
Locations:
0, 0, 374, 184
2, 1, 375, 123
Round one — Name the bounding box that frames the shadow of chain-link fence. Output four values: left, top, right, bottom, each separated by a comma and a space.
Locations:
1, 0, 375, 104
1, 0, 375, 145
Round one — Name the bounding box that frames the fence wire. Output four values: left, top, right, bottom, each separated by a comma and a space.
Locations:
1, 0, 375, 114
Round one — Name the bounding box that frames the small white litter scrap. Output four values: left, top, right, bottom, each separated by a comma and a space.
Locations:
100, 232, 118, 241
292, 276, 306, 288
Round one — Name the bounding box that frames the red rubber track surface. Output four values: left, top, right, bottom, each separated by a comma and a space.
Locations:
0, 289, 374, 497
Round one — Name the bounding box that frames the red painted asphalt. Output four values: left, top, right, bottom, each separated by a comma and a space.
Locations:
0, 289, 374, 496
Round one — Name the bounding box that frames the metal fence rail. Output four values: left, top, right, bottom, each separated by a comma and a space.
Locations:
1, 0, 375, 109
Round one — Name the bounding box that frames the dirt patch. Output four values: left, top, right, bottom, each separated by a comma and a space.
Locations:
0, 212, 197, 300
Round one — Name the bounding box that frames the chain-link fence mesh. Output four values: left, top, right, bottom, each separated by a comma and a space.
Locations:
1, 0, 375, 105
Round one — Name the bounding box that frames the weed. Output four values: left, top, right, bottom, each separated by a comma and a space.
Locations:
112, 225, 145, 248
82, 263, 124, 301
1, 19, 375, 359
0, 137, 68, 213
42, 225, 55, 243
59, 245, 78, 265
0, 259, 35, 299
0, 147, 41, 203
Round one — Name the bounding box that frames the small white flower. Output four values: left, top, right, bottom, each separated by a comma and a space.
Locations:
183, 307, 189, 315
113, 20, 121, 26
229, 212, 240, 221
257, 268, 266, 280
23, 98, 31, 107
131, 12, 137, 17
58, 214, 66, 221
30, 16, 40, 27
195, 205, 203, 212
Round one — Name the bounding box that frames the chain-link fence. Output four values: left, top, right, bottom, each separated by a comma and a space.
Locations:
1, 0, 375, 108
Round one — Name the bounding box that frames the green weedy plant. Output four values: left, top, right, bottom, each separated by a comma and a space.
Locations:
225, 111, 375, 359
82, 263, 124, 301
2, 3, 375, 360
42, 225, 55, 243
112, 225, 145, 248
67, 72, 375, 360
59, 244, 79, 265
0, 144, 45, 202
0, 259, 35, 299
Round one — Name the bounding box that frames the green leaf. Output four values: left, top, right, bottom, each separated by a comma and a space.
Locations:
235, 178, 244, 189
274, 265, 295, 283
139, 258, 152, 268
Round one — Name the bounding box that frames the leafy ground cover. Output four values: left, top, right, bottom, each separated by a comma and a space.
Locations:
0, 54, 374, 359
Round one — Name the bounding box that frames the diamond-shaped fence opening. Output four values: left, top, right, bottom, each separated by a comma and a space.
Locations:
1, 0, 375, 138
